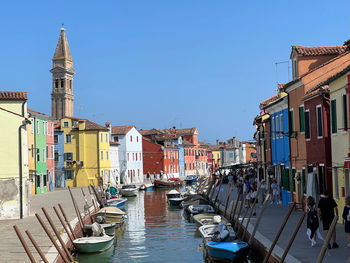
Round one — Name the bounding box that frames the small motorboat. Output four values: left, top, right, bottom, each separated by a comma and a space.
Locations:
186, 204, 215, 216
193, 214, 227, 227
120, 185, 138, 197
184, 175, 200, 184
139, 184, 147, 190
154, 178, 183, 188
84, 223, 117, 237
106, 197, 127, 208
92, 207, 127, 224
73, 235, 115, 253
168, 197, 184, 206
199, 223, 236, 241
205, 240, 249, 261
166, 189, 181, 199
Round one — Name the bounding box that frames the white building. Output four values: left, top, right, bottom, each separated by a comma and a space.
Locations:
110, 126, 143, 184
109, 142, 120, 185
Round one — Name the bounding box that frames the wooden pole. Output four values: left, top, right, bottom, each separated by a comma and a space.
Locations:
316, 216, 339, 263
279, 211, 306, 263
81, 188, 93, 223
248, 193, 271, 245
205, 178, 215, 199
88, 185, 98, 212
53, 206, 75, 244
41, 208, 74, 262
234, 191, 245, 230
13, 225, 36, 263
35, 213, 70, 263
25, 230, 49, 263
242, 185, 262, 240
224, 183, 233, 217
262, 202, 296, 263
68, 186, 85, 230
213, 177, 223, 209
230, 188, 241, 221
91, 184, 104, 208
58, 203, 76, 239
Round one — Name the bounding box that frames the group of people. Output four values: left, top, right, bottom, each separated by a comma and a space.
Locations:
306, 190, 350, 249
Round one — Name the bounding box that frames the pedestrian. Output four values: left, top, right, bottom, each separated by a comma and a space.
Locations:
317, 190, 339, 249
306, 196, 323, 246
271, 180, 280, 204
249, 182, 258, 216
342, 196, 350, 248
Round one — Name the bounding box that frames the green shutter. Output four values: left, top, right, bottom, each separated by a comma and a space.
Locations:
289, 110, 294, 132
343, 94, 348, 130
299, 106, 305, 132
331, 100, 337, 134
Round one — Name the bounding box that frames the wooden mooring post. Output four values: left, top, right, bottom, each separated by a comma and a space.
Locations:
68, 186, 85, 231
13, 225, 36, 263
213, 177, 223, 208
53, 206, 75, 244
25, 230, 49, 263
316, 215, 339, 263
224, 183, 233, 217
58, 203, 77, 239
230, 188, 241, 221
262, 202, 296, 263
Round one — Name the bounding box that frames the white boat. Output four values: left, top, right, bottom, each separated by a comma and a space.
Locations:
73, 235, 115, 253
106, 197, 127, 208
166, 189, 181, 199
120, 185, 138, 197
84, 223, 117, 236
92, 207, 127, 224
187, 204, 215, 216
199, 223, 236, 241
168, 197, 184, 206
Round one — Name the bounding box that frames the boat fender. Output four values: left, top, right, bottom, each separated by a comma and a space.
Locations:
213, 215, 221, 224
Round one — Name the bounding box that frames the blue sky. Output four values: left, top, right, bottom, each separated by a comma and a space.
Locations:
1, 1, 350, 143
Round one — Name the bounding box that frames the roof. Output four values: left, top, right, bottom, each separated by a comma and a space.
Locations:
208, 144, 222, 151
0, 91, 27, 100
278, 83, 286, 90
182, 140, 195, 147
174, 127, 198, 135
54, 121, 61, 129
303, 86, 329, 101
111, 125, 136, 135
82, 120, 107, 131
53, 28, 72, 61
259, 93, 281, 108
291, 45, 347, 57
28, 108, 52, 119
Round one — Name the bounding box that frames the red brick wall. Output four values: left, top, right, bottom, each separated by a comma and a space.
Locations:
142, 139, 164, 175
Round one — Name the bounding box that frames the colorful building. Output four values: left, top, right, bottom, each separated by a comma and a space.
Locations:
54, 122, 65, 188
0, 91, 30, 219
55, 117, 110, 187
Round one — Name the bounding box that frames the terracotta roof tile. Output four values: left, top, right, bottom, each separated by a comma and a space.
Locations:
259, 93, 281, 108
111, 125, 136, 135
28, 108, 51, 118
292, 45, 347, 57
303, 86, 329, 101
0, 91, 27, 100
83, 120, 107, 131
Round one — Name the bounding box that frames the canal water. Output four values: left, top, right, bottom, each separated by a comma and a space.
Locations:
76, 187, 258, 263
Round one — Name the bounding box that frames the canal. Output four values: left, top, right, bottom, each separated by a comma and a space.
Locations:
76, 187, 258, 263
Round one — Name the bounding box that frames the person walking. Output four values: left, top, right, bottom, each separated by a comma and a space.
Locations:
271, 179, 280, 204
306, 196, 323, 246
317, 190, 339, 249
342, 196, 350, 248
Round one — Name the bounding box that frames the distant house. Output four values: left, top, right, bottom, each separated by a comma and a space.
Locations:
54, 121, 65, 188
110, 126, 143, 184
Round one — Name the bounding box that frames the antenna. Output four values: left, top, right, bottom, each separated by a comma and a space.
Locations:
275, 61, 290, 87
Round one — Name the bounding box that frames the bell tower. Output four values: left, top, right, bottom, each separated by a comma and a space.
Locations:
50, 27, 75, 120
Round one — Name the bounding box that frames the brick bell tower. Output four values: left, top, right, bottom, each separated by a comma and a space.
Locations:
50, 27, 75, 120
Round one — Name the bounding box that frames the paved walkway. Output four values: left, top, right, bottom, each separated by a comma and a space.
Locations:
0, 187, 92, 263
211, 183, 350, 263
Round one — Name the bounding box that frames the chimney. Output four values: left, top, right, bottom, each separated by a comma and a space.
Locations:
105, 122, 111, 140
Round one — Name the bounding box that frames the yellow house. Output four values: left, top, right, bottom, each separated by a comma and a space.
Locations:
328, 69, 350, 221
0, 91, 30, 219
58, 117, 111, 187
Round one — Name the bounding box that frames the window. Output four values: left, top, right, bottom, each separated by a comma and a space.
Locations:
280, 114, 283, 138
334, 167, 339, 200
31, 119, 34, 134
139, 153, 141, 161
61, 79, 64, 88
43, 121, 46, 135
36, 149, 40, 162
229, 152, 234, 158
55, 79, 59, 89
100, 133, 103, 143
127, 153, 129, 161
138, 169, 140, 176
289, 109, 294, 133
272, 116, 275, 139
331, 99, 337, 134
343, 94, 348, 130
276, 115, 279, 139
70, 79, 72, 90
31, 144, 34, 158
101, 151, 104, 160
54, 135, 59, 144
293, 60, 298, 78
51, 146, 54, 158
54, 152, 59, 162
63, 121, 69, 128
51, 123, 54, 135
64, 152, 73, 161
46, 146, 48, 159
65, 170, 74, 180
114, 136, 118, 142
65, 134, 72, 143
106, 151, 109, 160
133, 153, 134, 161
105, 133, 108, 142
136, 153, 138, 161
299, 106, 304, 133
130, 136, 132, 142
37, 120, 40, 134
305, 110, 310, 140
137, 136, 138, 142
316, 105, 323, 138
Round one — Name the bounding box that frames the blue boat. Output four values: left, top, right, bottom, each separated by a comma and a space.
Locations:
184, 175, 200, 184
205, 240, 249, 261
106, 197, 127, 208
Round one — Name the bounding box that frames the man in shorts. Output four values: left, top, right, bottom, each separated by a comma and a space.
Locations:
317, 190, 338, 248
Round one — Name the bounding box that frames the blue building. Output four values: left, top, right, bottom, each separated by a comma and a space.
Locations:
54, 129, 65, 187
174, 136, 185, 177
262, 91, 291, 206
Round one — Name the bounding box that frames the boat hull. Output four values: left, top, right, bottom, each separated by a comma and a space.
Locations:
120, 189, 138, 197
206, 241, 249, 261
154, 179, 183, 188
107, 198, 127, 208
168, 198, 184, 206
74, 235, 115, 253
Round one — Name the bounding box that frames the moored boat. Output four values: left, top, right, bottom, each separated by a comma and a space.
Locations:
205, 240, 249, 261
166, 189, 181, 199
168, 197, 184, 206
186, 204, 215, 216
84, 223, 117, 237
106, 197, 127, 208
73, 235, 115, 253
199, 223, 236, 241
120, 185, 138, 197
92, 207, 127, 224
193, 213, 227, 227
184, 175, 200, 184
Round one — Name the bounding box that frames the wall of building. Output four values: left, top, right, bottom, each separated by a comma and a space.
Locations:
142, 138, 163, 177
54, 131, 65, 188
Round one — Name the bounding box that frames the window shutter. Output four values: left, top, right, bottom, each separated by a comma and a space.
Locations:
331, 100, 337, 133
343, 94, 348, 130
299, 106, 304, 132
